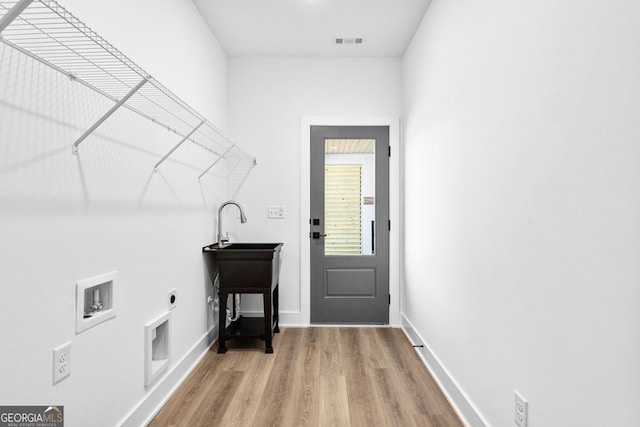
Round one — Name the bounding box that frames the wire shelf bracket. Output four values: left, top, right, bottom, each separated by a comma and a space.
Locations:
198, 146, 234, 181
154, 120, 205, 172
0, 0, 31, 33
72, 76, 149, 155
0, 0, 256, 181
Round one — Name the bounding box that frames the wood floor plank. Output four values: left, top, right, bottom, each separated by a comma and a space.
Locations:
281, 328, 321, 426
251, 328, 301, 426
413, 413, 439, 427
149, 327, 463, 427
370, 367, 420, 426
318, 327, 344, 377
345, 371, 383, 427
220, 351, 276, 426
319, 375, 351, 427
185, 370, 244, 426
360, 327, 389, 370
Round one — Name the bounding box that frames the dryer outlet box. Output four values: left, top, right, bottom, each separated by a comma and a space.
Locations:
168, 289, 177, 310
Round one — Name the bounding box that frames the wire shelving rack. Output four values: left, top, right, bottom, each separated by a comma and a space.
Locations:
0, 0, 256, 179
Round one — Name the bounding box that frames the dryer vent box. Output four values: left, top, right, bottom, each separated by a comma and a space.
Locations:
145, 312, 171, 386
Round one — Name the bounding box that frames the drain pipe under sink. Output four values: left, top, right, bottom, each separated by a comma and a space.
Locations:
210, 276, 241, 325
227, 294, 241, 323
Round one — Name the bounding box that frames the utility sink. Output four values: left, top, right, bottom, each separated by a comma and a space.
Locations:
202, 243, 283, 290
202, 242, 284, 354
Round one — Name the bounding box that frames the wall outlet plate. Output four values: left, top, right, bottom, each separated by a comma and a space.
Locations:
53, 342, 71, 384
168, 288, 177, 310
515, 390, 528, 427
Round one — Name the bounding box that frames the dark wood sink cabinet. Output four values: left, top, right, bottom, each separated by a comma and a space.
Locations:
202, 243, 283, 354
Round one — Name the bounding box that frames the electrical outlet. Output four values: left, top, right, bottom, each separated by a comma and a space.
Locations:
53, 342, 71, 384
268, 206, 285, 219
514, 390, 528, 427
168, 289, 177, 310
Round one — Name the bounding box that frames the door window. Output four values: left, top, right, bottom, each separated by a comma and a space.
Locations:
324, 139, 376, 256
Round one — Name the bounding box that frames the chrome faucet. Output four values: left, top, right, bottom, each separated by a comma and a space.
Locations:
217, 200, 247, 247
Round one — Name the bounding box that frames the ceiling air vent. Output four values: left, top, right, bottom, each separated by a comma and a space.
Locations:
334, 37, 364, 45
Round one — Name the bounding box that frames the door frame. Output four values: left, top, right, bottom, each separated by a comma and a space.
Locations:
299, 116, 401, 326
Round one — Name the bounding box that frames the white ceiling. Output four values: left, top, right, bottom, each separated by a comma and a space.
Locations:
191, 0, 432, 57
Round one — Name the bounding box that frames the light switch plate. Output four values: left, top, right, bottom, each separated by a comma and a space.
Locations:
268, 206, 285, 219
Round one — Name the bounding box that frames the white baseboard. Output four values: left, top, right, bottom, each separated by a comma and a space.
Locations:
117, 325, 218, 427
401, 314, 489, 427
243, 310, 402, 328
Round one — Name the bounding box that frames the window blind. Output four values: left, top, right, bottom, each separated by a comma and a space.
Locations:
325, 164, 362, 255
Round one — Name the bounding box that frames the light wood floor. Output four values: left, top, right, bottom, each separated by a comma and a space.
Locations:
149, 327, 463, 427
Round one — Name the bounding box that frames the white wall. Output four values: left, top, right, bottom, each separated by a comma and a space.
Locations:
0, 1, 230, 426
402, 0, 640, 426
227, 57, 402, 323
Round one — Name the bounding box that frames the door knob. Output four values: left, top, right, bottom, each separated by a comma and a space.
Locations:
311, 232, 328, 239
